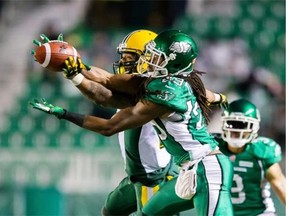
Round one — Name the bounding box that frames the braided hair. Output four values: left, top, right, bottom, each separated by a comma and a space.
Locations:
142, 69, 211, 123
181, 70, 211, 124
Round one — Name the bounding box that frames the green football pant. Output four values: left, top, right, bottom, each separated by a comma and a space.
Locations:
142, 154, 234, 216
103, 175, 175, 216
103, 176, 137, 215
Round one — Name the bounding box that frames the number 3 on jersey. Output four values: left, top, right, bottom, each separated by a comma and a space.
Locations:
231, 174, 246, 204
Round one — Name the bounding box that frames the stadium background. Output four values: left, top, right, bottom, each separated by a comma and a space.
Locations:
0, 0, 285, 215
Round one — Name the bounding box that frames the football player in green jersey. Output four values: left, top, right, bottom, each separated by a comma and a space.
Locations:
33, 30, 181, 216
99, 30, 180, 216
215, 99, 286, 216
30, 29, 233, 215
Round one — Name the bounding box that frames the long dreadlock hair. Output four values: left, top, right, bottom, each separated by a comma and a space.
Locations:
180, 69, 211, 124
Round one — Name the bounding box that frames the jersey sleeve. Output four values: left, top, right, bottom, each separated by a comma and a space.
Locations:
144, 77, 191, 113
251, 136, 282, 169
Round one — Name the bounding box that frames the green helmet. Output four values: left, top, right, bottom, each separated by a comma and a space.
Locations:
221, 99, 261, 148
137, 29, 198, 77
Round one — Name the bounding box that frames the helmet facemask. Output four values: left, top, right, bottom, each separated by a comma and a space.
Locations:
221, 114, 260, 148
113, 52, 139, 74
137, 41, 170, 77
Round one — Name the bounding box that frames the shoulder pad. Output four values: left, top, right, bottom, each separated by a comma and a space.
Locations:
250, 136, 282, 159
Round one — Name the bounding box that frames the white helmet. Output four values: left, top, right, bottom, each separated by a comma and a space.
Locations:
221, 99, 260, 148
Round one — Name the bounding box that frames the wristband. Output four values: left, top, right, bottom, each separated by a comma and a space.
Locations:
213, 93, 221, 103
71, 73, 84, 86
61, 110, 85, 127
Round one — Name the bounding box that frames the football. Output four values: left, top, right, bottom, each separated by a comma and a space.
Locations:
34, 41, 81, 72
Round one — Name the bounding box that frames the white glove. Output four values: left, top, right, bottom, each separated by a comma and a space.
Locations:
175, 160, 200, 200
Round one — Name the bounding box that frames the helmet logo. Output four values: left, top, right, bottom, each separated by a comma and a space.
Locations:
156, 91, 175, 101
117, 43, 127, 52
169, 42, 191, 53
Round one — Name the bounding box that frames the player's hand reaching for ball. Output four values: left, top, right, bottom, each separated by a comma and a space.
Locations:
31, 33, 64, 56
63, 57, 91, 79
29, 98, 66, 118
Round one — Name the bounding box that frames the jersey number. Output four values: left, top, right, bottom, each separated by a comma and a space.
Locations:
151, 120, 167, 141
192, 101, 203, 129
231, 174, 246, 204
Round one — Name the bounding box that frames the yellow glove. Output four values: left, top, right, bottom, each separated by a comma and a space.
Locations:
210, 93, 228, 110
63, 56, 91, 79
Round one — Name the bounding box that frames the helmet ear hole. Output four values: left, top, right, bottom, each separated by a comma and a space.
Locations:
174, 64, 181, 69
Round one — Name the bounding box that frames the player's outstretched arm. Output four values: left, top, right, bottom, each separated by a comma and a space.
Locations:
64, 57, 146, 95
82, 66, 113, 84
266, 163, 286, 205
82, 67, 146, 96
29, 98, 169, 137
76, 77, 136, 108
63, 57, 139, 108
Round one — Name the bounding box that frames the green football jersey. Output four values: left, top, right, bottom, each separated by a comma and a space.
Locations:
144, 77, 219, 165
216, 134, 282, 216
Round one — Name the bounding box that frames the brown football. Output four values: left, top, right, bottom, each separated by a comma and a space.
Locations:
34, 41, 81, 72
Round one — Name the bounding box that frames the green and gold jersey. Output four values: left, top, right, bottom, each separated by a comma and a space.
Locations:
215, 134, 282, 216
118, 122, 173, 187
144, 77, 219, 165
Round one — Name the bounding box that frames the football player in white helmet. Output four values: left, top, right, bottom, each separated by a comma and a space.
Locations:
215, 99, 286, 216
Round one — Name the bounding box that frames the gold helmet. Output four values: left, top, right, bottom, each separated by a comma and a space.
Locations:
113, 29, 157, 74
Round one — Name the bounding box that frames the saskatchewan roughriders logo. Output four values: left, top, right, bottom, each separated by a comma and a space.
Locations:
157, 91, 175, 101
169, 42, 191, 53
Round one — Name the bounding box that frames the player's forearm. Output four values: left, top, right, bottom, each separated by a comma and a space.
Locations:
77, 77, 112, 105
82, 115, 118, 136
82, 66, 113, 85
106, 74, 146, 95
76, 76, 135, 109
61, 111, 115, 136
267, 163, 286, 205
206, 89, 221, 103
82, 67, 144, 95
62, 108, 140, 137
271, 176, 286, 205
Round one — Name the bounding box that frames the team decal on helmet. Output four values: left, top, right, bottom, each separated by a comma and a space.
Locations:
169, 41, 192, 54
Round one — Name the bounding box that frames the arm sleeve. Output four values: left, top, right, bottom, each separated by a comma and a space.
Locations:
61, 110, 85, 127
